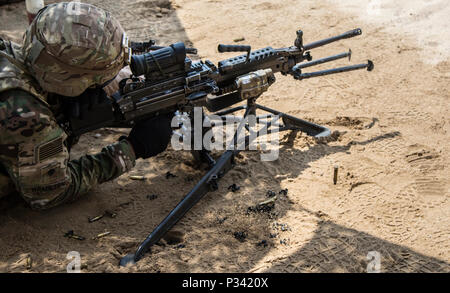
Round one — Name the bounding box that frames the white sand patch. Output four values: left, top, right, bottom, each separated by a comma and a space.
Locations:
328, 0, 450, 64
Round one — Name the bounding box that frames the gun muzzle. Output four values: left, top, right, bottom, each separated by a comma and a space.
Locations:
303, 28, 362, 51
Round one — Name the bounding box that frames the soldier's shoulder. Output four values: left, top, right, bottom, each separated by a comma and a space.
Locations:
1, 38, 47, 104
0, 89, 54, 144
0, 88, 44, 111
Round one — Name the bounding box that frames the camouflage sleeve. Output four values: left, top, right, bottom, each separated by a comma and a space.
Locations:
65, 139, 135, 199
0, 90, 136, 210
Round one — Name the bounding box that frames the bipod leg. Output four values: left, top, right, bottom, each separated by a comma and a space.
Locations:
119, 150, 235, 267
254, 104, 331, 138
189, 108, 216, 167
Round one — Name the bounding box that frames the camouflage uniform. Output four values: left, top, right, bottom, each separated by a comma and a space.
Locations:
0, 2, 136, 210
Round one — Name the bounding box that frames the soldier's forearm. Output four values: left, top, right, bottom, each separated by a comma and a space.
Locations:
65, 139, 136, 201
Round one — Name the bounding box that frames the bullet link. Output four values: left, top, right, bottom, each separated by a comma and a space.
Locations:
104, 210, 117, 218
64, 230, 86, 241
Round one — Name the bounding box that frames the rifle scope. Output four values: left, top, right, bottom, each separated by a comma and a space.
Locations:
130, 42, 186, 76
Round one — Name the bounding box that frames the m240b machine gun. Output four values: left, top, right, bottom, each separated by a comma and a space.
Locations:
66, 28, 374, 266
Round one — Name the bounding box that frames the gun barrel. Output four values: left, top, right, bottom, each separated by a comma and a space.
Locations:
303, 28, 362, 51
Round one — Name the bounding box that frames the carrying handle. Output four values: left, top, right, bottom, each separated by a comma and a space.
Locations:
218, 44, 252, 61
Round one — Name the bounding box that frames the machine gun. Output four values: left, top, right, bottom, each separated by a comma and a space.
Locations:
64, 28, 374, 266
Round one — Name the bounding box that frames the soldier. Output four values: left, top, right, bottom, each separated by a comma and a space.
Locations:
0, 2, 172, 210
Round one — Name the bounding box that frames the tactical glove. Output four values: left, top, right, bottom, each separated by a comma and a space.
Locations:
125, 114, 173, 159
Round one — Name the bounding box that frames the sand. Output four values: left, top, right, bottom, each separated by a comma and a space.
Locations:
0, 0, 449, 273
329, 0, 450, 64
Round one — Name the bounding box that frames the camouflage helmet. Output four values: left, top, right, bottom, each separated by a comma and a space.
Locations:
22, 2, 130, 97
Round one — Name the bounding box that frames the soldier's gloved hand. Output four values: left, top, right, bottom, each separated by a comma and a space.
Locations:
125, 114, 173, 159
103, 66, 133, 97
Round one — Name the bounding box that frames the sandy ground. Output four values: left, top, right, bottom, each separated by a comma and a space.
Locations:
0, 0, 449, 273
329, 0, 450, 65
